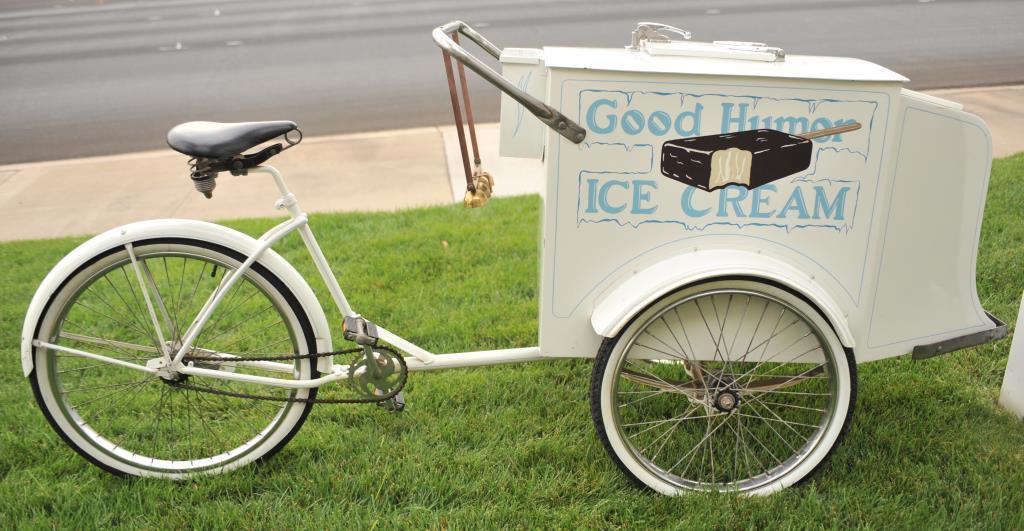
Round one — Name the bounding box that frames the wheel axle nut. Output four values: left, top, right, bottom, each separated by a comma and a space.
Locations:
714, 390, 740, 412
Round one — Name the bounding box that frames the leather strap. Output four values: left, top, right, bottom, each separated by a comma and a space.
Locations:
453, 33, 482, 169
442, 35, 481, 193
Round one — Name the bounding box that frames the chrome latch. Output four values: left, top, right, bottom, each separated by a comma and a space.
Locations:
627, 22, 692, 50
712, 40, 786, 61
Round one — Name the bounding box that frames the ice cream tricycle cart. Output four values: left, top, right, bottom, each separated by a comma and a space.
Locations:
21, 21, 1006, 496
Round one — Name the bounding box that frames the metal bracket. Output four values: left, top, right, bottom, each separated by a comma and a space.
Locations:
912, 311, 1008, 360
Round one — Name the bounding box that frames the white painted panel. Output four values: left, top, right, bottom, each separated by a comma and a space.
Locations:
866, 107, 992, 349
499, 48, 546, 159
537, 68, 900, 359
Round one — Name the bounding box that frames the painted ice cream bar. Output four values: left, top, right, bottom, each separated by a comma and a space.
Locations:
660, 122, 862, 191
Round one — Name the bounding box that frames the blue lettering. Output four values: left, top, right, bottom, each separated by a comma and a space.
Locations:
809, 117, 833, 143
599, 180, 629, 213
681, 187, 710, 217
647, 111, 672, 136
812, 186, 849, 220
585, 178, 599, 213
717, 185, 748, 217
720, 103, 748, 133
586, 95, 853, 141
774, 116, 810, 135
750, 184, 777, 218
622, 110, 644, 135
831, 118, 856, 141
674, 103, 703, 136
586, 99, 617, 134
630, 180, 658, 214
777, 188, 810, 219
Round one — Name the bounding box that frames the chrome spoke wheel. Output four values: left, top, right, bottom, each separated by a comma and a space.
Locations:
30, 239, 318, 478
591, 280, 855, 495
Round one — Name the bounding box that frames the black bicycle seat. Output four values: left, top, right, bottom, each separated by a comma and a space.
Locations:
166, 120, 298, 159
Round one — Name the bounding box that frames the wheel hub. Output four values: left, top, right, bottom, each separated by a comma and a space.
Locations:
713, 389, 740, 413
146, 356, 188, 385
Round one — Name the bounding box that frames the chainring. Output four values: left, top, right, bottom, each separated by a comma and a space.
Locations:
348, 348, 405, 399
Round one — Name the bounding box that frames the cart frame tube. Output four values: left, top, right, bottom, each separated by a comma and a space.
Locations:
38, 164, 546, 389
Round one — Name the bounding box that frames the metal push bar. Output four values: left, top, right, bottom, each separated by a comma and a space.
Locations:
432, 21, 587, 145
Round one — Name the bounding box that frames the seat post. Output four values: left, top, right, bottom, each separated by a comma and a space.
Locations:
251, 165, 357, 318
252, 165, 302, 218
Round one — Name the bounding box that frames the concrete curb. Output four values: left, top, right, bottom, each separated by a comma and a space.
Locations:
439, 123, 545, 203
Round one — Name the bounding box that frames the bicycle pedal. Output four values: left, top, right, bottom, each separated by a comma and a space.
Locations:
342, 315, 378, 346
376, 392, 406, 412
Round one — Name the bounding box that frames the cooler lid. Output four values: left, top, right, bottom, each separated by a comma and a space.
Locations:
541, 46, 909, 83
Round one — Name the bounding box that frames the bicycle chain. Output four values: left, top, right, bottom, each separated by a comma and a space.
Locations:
171, 345, 407, 405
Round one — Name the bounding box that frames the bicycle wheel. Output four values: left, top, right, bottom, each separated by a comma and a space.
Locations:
29, 238, 319, 478
590, 280, 855, 495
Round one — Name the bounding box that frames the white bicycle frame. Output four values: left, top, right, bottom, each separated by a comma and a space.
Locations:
33, 165, 545, 389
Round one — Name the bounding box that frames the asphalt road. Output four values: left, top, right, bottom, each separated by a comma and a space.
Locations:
1, 0, 1022, 164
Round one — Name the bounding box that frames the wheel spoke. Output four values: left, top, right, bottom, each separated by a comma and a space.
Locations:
621, 363, 698, 396
622, 411, 714, 429
657, 316, 696, 364
140, 258, 179, 343
74, 375, 154, 410
670, 306, 704, 389
672, 414, 730, 477
636, 333, 689, 362
59, 331, 160, 355
618, 388, 669, 409
88, 279, 155, 340
193, 284, 257, 346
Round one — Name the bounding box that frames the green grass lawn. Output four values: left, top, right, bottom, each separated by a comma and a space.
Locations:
2, 154, 1023, 529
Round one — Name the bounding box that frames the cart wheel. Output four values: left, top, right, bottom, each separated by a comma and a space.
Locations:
29, 239, 318, 478
590, 280, 855, 496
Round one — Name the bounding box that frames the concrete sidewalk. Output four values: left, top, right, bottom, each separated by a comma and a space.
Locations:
0, 127, 455, 241
1, 86, 1021, 242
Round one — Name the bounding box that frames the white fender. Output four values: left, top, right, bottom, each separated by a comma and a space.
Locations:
590, 249, 855, 348
21, 219, 333, 377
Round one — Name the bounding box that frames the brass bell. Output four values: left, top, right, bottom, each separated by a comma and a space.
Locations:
463, 170, 494, 208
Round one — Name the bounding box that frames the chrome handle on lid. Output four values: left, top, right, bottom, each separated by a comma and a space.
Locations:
713, 41, 786, 61
628, 22, 786, 62
628, 22, 692, 50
